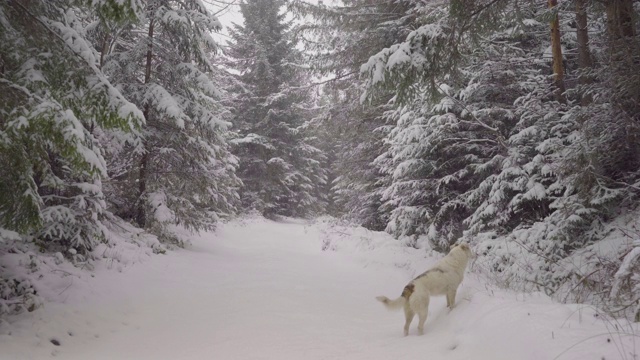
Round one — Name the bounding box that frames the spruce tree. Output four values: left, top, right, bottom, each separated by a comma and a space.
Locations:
356, 0, 640, 314
290, 0, 415, 229
0, 0, 143, 252
98, 0, 241, 240
226, 0, 326, 218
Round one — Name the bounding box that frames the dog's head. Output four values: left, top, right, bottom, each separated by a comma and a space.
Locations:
450, 243, 474, 259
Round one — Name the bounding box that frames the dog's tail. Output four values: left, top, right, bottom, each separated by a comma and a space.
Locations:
376, 295, 406, 310
376, 283, 414, 310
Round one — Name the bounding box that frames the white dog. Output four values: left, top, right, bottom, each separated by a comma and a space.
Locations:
376, 243, 473, 336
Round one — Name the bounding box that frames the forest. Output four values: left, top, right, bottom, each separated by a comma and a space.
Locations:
1, 0, 639, 324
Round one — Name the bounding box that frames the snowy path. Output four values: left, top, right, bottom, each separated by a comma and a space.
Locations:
1, 219, 637, 359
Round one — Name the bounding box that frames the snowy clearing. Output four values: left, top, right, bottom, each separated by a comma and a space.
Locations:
1, 218, 638, 360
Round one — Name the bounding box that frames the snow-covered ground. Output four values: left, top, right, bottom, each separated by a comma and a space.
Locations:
1, 217, 638, 359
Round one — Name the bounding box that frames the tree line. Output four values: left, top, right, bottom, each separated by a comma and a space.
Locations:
292, 0, 639, 320
1, 0, 639, 320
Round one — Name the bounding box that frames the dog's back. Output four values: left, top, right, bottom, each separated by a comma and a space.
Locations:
412, 243, 471, 295
411, 266, 461, 296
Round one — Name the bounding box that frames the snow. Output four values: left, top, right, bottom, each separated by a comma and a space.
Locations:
612, 243, 640, 297
230, 133, 275, 150
523, 181, 546, 200
144, 84, 187, 128
148, 191, 174, 223
1, 217, 637, 359
386, 42, 412, 69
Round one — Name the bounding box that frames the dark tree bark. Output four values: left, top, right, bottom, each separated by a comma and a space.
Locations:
575, 0, 592, 70
549, 0, 565, 102
575, 0, 593, 104
606, 0, 635, 40
136, 17, 154, 228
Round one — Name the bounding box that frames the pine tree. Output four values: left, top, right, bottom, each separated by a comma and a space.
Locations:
358, 0, 640, 315
100, 0, 241, 240
318, 87, 391, 230
290, 0, 415, 229
226, 0, 326, 218
0, 0, 143, 252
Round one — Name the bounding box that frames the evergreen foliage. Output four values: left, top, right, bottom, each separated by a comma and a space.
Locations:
300, 0, 640, 316
0, 0, 143, 252
99, 0, 241, 237
290, 0, 416, 230
1, 0, 640, 322
226, 0, 326, 218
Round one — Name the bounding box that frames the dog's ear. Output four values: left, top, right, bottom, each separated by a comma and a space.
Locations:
459, 244, 469, 250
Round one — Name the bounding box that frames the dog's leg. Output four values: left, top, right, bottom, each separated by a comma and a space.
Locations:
416, 296, 430, 335
403, 303, 414, 337
446, 289, 457, 309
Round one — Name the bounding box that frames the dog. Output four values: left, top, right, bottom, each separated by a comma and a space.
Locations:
376, 243, 473, 336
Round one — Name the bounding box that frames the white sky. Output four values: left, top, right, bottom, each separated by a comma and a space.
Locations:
210, 0, 333, 45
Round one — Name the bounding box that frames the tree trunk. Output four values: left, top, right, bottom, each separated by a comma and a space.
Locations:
99, 36, 108, 70
575, 0, 593, 104
549, 0, 565, 102
604, 0, 637, 96
575, 0, 592, 70
136, 17, 154, 228
606, 0, 635, 40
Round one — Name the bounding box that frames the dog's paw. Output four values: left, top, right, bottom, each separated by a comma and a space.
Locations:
375, 296, 388, 304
